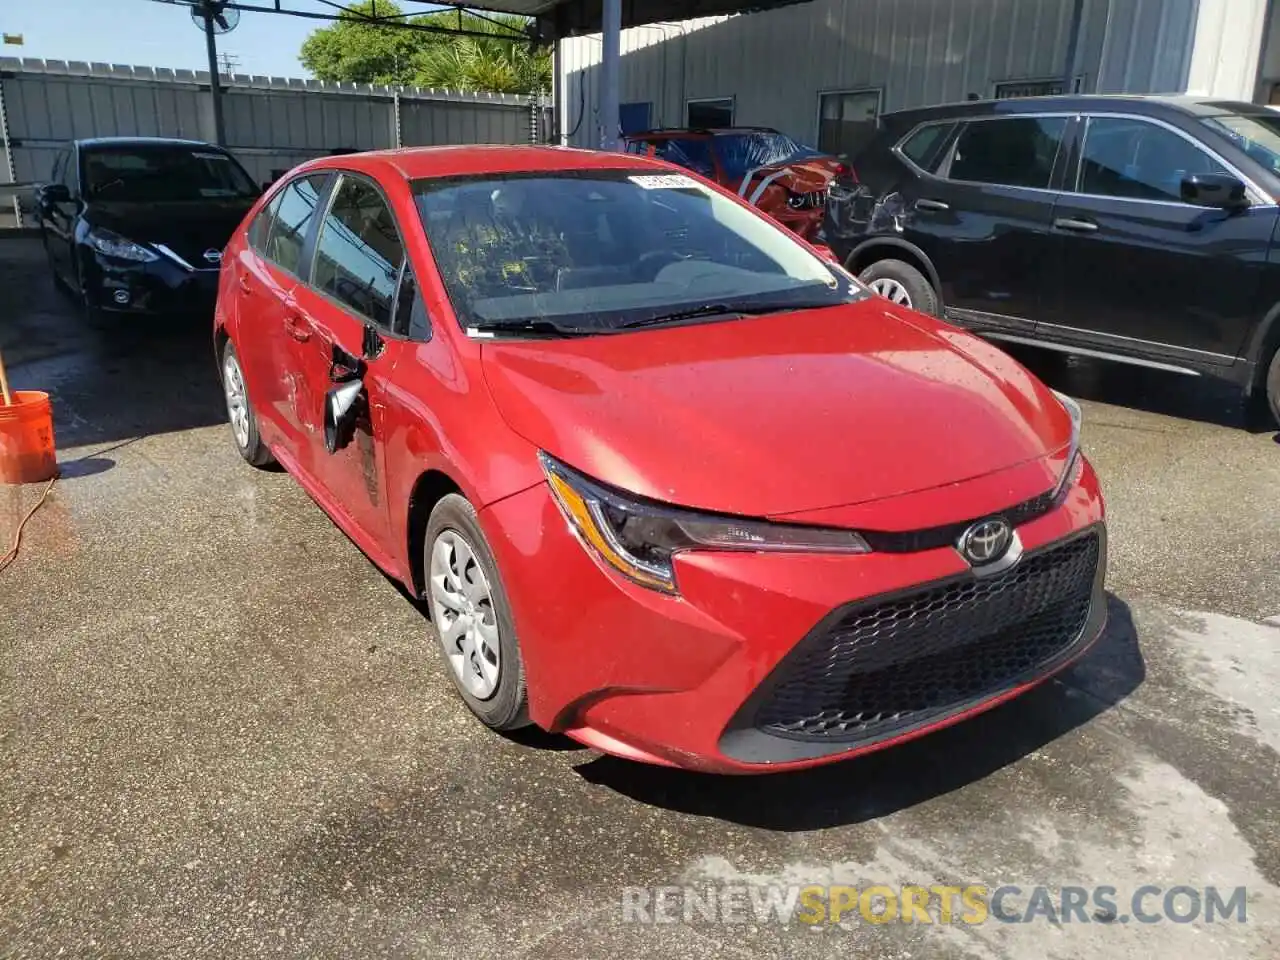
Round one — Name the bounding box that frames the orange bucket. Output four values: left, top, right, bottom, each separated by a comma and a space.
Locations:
0, 391, 58, 484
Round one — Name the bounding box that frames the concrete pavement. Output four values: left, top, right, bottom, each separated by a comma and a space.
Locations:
2, 237, 1278, 959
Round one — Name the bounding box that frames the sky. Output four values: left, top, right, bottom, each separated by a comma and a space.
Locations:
0, 0, 447, 79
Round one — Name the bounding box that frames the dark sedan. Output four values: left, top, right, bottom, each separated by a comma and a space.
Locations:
37, 137, 261, 317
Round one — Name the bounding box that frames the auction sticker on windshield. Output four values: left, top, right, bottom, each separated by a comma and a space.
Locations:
629, 174, 702, 190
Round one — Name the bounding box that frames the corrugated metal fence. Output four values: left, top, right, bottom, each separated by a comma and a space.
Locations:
0, 57, 549, 227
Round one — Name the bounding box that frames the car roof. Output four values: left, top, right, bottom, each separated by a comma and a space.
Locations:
880, 94, 1275, 127
76, 136, 221, 150
292, 144, 677, 182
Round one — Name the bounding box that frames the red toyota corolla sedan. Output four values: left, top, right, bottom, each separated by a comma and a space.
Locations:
214, 145, 1106, 774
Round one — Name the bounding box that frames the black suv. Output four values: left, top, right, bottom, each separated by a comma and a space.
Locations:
824, 95, 1280, 425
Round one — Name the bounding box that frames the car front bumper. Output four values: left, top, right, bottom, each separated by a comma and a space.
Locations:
480, 457, 1107, 774
81, 248, 221, 316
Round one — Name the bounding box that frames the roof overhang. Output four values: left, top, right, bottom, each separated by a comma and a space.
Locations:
463, 0, 817, 42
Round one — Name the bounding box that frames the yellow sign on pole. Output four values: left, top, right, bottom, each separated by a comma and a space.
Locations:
2, 34, 24, 46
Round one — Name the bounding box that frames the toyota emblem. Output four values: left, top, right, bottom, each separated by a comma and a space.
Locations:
959, 519, 1012, 566
203, 248, 223, 264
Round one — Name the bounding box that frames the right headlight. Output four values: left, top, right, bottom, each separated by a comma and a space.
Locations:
1050, 390, 1084, 501
540, 453, 870, 594
86, 226, 158, 263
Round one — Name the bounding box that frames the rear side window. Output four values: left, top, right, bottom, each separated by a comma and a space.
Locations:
946, 117, 1068, 189
263, 173, 327, 276
313, 175, 405, 328
898, 122, 955, 172
248, 191, 283, 254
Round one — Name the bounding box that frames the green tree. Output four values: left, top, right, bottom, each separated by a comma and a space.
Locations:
299, 2, 550, 95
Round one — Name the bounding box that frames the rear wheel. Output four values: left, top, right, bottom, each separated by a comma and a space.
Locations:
425, 493, 530, 731
220, 341, 275, 468
858, 258, 940, 317
1265, 348, 1280, 428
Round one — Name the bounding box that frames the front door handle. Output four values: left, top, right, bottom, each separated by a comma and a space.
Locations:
916, 198, 950, 212
238, 271, 252, 293
284, 313, 311, 342
1054, 217, 1099, 233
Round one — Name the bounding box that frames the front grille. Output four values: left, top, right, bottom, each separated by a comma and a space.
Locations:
787, 191, 827, 210
859, 484, 1059, 554
752, 532, 1100, 743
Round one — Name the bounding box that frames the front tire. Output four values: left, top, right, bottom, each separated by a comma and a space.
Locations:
425, 493, 530, 731
858, 258, 940, 317
220, 340, 275, 468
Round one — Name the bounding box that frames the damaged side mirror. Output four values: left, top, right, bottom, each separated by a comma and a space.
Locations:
324, 379, 365, 454
323, 343, 367, 454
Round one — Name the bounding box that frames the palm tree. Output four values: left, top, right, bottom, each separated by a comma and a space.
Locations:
412, 12, 550, 95
300, 4, 550, 96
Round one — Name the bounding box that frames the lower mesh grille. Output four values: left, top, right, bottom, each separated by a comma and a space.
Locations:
753, 532, 1100, 743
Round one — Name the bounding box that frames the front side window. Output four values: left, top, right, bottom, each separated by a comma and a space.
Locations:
50, 150, 66, 187
415, 169, 861, 336
1078, 117, 1228, 202
80, 145, 258, 203
313, 176, 405, 328
947, 117, 1068, 189
264, 173, 327, 275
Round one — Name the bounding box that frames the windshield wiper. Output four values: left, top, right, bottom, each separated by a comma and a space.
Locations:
619, 300, 831, 330
467, 318, 595, 338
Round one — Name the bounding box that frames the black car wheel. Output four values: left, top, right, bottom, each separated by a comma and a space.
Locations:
1266, 348, 1280, 428
858, 259, 940, 317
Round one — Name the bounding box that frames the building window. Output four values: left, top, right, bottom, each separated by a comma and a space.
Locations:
619, 102, 653, 135
993, 76, 1084, 99
818, 90, 881, 158
687, 98, 734, 129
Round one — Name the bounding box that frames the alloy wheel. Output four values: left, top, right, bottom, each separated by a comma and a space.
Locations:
429, 529, 502, 700
869, 277, 913, 307
222, 353, 251, 451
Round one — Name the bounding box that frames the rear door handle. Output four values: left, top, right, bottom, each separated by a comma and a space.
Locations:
1054, 217, 1099, 233
284, 313, 311, 343
916, 198, 950, 211
238, 271, 252, 293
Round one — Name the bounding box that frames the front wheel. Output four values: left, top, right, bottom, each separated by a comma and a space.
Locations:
425, 493, 530, 731
858, 258, 940, 317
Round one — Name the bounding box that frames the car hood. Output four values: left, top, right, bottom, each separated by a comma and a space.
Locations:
480, 300, 1074, 518
733, 156, 841, 198
85, 199, 255, 265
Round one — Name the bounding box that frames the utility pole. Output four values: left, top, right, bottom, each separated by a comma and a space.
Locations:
202, 6, 226, 145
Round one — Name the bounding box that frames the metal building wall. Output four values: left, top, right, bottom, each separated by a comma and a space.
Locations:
0, 57, 533, 225
557, 0, 1218, 149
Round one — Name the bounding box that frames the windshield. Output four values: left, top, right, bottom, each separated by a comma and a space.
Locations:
713, 132, 823, 180
1201, 113, 1280, 176
82, 145, 258, 202
414, 169, 861, 335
